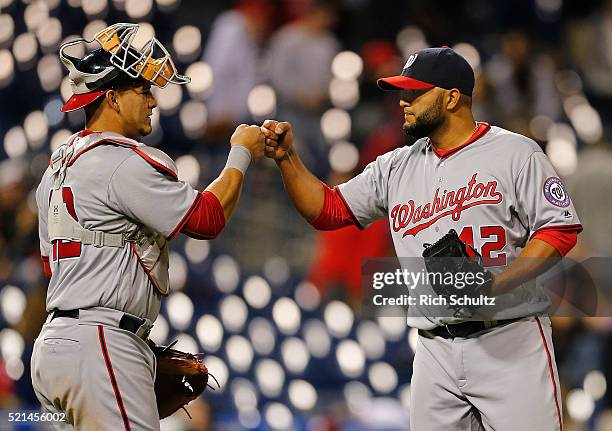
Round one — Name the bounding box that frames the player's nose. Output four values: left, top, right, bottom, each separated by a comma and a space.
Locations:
149, 93, 158, 109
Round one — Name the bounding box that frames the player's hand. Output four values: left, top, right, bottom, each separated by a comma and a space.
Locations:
261, 120, 294, 161
230, 124, 265, 160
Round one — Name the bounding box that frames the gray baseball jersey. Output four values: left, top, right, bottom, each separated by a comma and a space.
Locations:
338, 124, 582, 329
36, 131, 198, 321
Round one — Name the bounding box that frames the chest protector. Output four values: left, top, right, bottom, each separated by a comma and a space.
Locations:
48, 131, 179, 296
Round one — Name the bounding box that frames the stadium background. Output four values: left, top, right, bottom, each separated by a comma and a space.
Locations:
0, 0, 611, 429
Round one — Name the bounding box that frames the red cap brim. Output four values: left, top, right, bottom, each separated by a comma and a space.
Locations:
61, 91, 106, 113
376, 76, 435, 91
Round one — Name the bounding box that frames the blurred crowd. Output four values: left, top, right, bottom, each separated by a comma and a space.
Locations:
0, 0, 612, 430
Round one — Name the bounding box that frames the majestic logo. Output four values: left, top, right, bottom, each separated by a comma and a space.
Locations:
543, 177, 570, 208
390, 174, 503, 237
403, 54, 418, 70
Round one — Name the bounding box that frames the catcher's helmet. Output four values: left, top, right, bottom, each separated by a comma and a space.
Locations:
59, 23, 190, 113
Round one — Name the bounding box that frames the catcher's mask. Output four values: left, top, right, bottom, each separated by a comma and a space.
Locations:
59, 23, 190, 113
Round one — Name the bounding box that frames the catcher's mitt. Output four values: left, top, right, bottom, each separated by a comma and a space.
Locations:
150, 341, 217, 419
422, 229, 493, 314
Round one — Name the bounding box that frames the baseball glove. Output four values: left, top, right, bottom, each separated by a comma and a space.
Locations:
422, 229, 494, 314
150, 341, 217, 419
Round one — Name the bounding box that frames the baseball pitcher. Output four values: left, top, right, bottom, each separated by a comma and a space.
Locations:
262, 47, 582, 430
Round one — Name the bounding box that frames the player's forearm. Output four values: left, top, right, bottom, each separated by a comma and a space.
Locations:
491, 239, 560, 296
205, 168, 244, 221
276, 148, 325, 221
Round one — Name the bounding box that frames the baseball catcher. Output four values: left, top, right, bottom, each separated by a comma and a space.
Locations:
31, 23, 264, 430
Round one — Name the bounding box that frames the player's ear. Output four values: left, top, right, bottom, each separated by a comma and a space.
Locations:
105, 89, 121, 113
445, 88, 462, 111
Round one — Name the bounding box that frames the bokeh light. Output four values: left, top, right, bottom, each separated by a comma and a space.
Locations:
13, 32, 38, 69
125, 0, 153, 20
3, 126, 28, 159
168, 251, 187, 290
185, 61, 214, 100
336, 339, 365, 378
329, 141, 359, 173
324, 300, 354, 337
196, 314, 223, 352
272, 297, 301, 335
0, 285, 26, 326
255, 359, 285, 398
179, 101, 208, 139
165, 291, 194, 331
288, 380, 317, 411
24, 111, 48, 150
212, 254, 240, 293
281, 337, 310, 374
567, 388, 595, 422
265, 403, 293, 431
0, 49, 14, 88
331, 51, 363, 80
294, 281, 320, 311
368, 362, 398, 394
172, 25, 201, 63
321, 108, 351, 143
226, 335, 254, 373
302, 319, 331, 359
356, 320, 385, 360
243, 275, 272, 309
329, 78, 360, 110
219, 295, 248, 333
184, 238, 209, 264
82, 0, 109, 18
249, 317, 276, 356
248, 85, 276, 119
175, 154, 200, 187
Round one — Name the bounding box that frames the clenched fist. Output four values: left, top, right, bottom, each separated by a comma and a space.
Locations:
230, 124, 265, 160
260, 120, 294, 161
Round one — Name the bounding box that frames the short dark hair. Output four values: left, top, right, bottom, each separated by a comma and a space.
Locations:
84, 75, 148, 122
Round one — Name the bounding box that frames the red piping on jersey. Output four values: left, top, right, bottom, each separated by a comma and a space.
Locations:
532, 229, 579, 257
130, 242, 168, 297
64, 136, 179, 180
431, 123, 491, 159
335, 186, 364, 230
310, 184, 358, 230
78, 130, 98, 137
167, 191, 203, 240
66, 136, 138, 167
131, 147, 178, 180
535, 317, 564, 431
98, 326, 132, 431
530, 224, 583, 236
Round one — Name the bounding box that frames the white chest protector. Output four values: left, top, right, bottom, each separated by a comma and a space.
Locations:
47, 131, 177, 296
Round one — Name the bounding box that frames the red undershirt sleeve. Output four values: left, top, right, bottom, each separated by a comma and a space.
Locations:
531, 228, 579, 257
41, 255, 51, 279
309, 184, 357, 231
180, 191, 226, 239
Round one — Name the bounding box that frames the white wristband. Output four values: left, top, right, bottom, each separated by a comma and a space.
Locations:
225, 145, 252, 175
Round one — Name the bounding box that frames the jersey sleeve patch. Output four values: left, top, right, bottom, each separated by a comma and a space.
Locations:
543, 177, 570, 208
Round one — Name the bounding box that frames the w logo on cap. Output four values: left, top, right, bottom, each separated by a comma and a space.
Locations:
404, 54, 418, 70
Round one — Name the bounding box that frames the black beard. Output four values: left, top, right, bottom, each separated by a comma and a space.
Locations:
402, 94, 444, 139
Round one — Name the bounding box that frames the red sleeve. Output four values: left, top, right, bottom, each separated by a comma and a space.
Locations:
309, 184, 357, 231
41, 255, 51, 279
180, 191, 226, 239
532, 228, 579, 257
